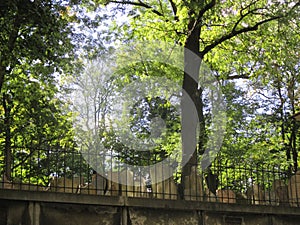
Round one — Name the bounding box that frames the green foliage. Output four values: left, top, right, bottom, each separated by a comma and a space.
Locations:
96, 0, 300, 180
0, 0, 98, 184
1, 0, 300, 192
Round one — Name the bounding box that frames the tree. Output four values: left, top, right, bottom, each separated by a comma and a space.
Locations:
72, 56, 118, 175
0, 0, 107, 182
211, 11, 300, 176
240, 17, 300, 172
93, 0, 299, 196
0, 0, 80, 92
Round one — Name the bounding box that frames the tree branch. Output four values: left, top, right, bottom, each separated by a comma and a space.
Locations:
200, 15, 282, 56
224, 74, 250, 80
109, 0, 164, 17
196, 0, 216, 24
232, 7, 266, 32
168, 0, 178, 21
201, 1, 300, 56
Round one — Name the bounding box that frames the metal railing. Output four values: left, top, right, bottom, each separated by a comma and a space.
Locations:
0, 148, 299, 207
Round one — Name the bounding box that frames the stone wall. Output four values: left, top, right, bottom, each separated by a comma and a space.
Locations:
1, 189, 300, 225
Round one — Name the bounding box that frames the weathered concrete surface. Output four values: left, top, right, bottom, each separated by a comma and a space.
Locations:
129, 208, 199, 225
204, 212, 271, 225
6, 201, 28, 225
270, 215, 300, 225
1, 189, 300, 225
40, 203, 120, 225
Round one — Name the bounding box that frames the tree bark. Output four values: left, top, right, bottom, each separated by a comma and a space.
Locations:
3, 93, 12, 180
180, 19, 206, 197
289, 82, 298, 172
291, 120, 298, 172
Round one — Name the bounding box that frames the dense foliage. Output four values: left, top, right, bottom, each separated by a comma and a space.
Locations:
1, 0, 300, 192
0, 0, 96, 183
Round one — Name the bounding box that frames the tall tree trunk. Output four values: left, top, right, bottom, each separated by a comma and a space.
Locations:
3, 93, 12, 180
289, 80, 298, 172
180, 19, 206, 197
275, 79, 292, 174
291, 120, 298, 172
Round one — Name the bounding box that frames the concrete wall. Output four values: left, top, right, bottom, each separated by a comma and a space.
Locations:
1, 189, 300, 225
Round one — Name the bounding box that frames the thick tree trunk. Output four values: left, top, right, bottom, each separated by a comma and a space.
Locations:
180, 20, 206, 197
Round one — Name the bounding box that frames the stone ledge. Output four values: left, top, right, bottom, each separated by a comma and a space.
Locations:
1, 189, 300, 216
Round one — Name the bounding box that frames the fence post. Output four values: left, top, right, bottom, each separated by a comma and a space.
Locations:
28, 202, 40, 225
121, 206, 128, 225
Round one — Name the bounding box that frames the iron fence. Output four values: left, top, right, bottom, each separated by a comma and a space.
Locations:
0, 147, 299, 207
